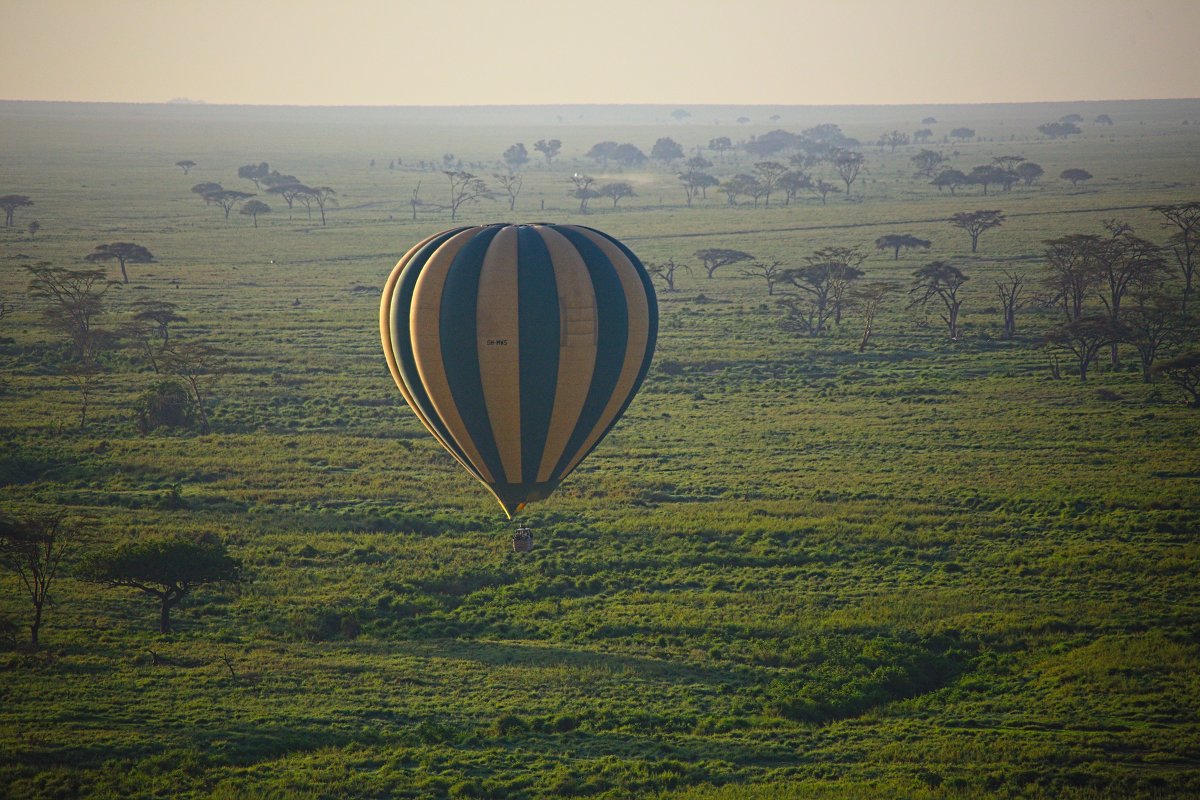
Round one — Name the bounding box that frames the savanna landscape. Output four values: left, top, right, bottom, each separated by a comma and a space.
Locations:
1, 98, 1199, 799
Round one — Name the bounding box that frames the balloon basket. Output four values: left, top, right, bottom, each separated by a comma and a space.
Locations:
512, 525, 533, 552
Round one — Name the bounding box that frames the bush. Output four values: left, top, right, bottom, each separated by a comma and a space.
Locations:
136, 380, 195, 433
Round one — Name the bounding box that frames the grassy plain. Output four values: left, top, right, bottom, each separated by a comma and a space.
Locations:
1, 99, 1199, 799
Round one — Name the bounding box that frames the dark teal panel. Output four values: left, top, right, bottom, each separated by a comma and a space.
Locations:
516, 225, 560, 483
391, 227, 482, 480
549, 226, 629, 480
439, 225, 507, 484
558, 227, 659, 473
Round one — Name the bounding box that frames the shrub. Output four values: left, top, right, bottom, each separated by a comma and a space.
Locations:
135, 380, 195, 433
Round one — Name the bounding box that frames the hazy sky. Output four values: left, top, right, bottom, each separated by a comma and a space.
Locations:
2, 0, 1198, 106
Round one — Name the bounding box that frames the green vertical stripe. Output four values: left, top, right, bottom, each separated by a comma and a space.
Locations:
440, 225, 507, 484
550, 226, 629, 480
391, 227, 482, 480
516, 225, 560, 486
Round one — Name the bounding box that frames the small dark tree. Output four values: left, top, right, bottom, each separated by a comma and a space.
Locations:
992, 155, 1025, 172
85, 242, 155, 285
0, 194, 34, 227
695, 248, 753, 279
302, 186, 337, 226
833, 150, 864, 196
739, 260, 786, 295
191, 182, 222, 201
911, 149, 946, 178
26, 264, 115, 360
778, 248, 865, 334
1060, 168, 1093, 187
995, 269, 1030, 339
910, 261, 969, 340
948, 210, 1004, 253
28, 220, 41, 238
599, 181, 635, 208
1152, 352, 1200, 407
612, 143, 647, 168
503, 143, 530, 171
754, 161, 789, 207
651, 137, 685, 164
444, 172, 490, 222
1039, 122, 1082, 139
80, 534, 241, 634
175, 160, 196, 175
647, 258, 690, 293
586, 141, 619, 169
265, 182, 307, 215
1044, 316, 1115, 382
875, 234, 931, 260
913, 128, 934, 144
203, 189, 256, 220
878, 130, 909, 152
777, 171, 811, 205
533, 139, 562, 166
1043, 233, 1102, 322
494, 172, 523, 212
1093, 222, 1167, 367
0, 513, 84, 649
1120, 293, 1192, 382
932, 169, 968, 195
949, 128, 975, 141
1152, 201, 1200, 310
237, 162, 271, 188
1095, 114, 1114, 126
569, 173, 600, 214
813, 180, 840, 205
161, 340, 224, 433
708, 137, 734, 161
968, 165, 1017, 195
239, 199, 271, 228
136, 380, 196, 433
1015, 162, 1044, 186
849, 281, 900, 351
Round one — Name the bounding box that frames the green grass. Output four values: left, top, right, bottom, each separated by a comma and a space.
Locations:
1, 98, 1199, 799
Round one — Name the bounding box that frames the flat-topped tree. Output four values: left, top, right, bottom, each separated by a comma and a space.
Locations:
833, 149, 864, 195
239, 199, 271, 228
533, 138, 561, 166
1016, 162, 1044, 186
910, 261, 969, 340
948, 210, 1004, 253
1152, 201, 1200, 310
875, 234, 931, 260
203, 189, 255, 219
1, 194, 33, 227
695, 248, 753, 279
85, 242, 154, 284
1060, 168, 1093, 187
175, 160, 196, 174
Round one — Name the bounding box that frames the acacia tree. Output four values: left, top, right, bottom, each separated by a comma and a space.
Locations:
612, 143, 646, 168
265, 182, 307, 216
1044, 316, 1115, 382
708, 136, 734, 161
533, 138, 561, 166
599, 181, 635, 208
1152, 352, 1200, 407
849, 281, 900, 351
813, 180, 840, 205
651, 137, 684, 165
0, 194, 34, 227
995, 269, 1031, 339
910, 261, 969, 340
778, 248, 866, 334
569, 173, 600, 214
874, 234, 931, 260
739, 260, 785, 295
85, 242, 155, 284
1120, 292, 1192, 382
1060, 168, 1093, 187
1016, 162, 1044, 186
646, 258, 689, 293
1152, 201, 1200, 310
1043, 233, 1101, 322
493, 172, 523, 212
932, 169, 968, 195
80, 534, 241, 634
175, 160, 196, 175
302, 186, 338, 226
754, 161, 789, 207
1092, 222, 1167, 366
585, 141, 619, 169
1039, 122, 1081, 138
695, 248, 753, 279
948, 210, 1004, 253
833, 150, 864, 196
503, 143, 530, 171
161, 340, 224, 433
239, 200, 271, 228
950, 128, 975, 141
26, 264, 115, 360
203, 189, 256, 219
911, 149, 946, 178
443, 172, 490, 222
968, 165, 1017, 195
878, 130, 909, 152
0, 512, 84, 649
777, 171, 811, 205
237, 162, 271, 188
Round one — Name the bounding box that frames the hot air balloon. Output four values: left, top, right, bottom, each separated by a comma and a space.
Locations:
381, 223, 658, 517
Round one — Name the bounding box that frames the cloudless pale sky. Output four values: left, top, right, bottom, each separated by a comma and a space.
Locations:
2, 0, 1198, 106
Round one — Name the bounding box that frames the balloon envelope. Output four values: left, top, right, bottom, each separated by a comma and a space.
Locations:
381, 223, 658, 516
